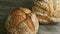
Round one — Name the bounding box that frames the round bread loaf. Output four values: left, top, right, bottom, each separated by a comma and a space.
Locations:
32, 0, 60, 24
5, 7, 39, 34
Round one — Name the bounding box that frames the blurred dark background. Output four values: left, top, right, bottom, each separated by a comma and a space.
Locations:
0, 0, 60, 34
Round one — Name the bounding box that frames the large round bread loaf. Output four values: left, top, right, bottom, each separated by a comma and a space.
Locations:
5, 7, 39, 34
32, 0, 60, 24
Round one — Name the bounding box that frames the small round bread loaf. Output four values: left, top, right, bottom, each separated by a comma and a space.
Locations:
5, 7, 39, 34
32, 0, 60, 24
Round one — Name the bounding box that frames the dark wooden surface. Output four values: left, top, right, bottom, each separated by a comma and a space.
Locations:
0, 0, 60, 34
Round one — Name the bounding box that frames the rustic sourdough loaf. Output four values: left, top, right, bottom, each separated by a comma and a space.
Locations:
5, 7, 39, 34
32, 0, 60, 24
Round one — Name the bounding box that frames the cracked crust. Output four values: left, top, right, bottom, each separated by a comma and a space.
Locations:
5, 7, 39, 34
32, 0, 60, 24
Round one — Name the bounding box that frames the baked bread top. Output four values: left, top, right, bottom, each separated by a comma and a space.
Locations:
32, 0, 60, 24
5, 7, 39, 34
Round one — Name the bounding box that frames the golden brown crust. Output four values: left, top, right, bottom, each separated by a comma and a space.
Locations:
32, 0, 60, 24
9, 7, 32, 28
24, 17, 35, 31
11, 8, 26, 28
5, 7, 39, 34
36, 14, 52, 24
